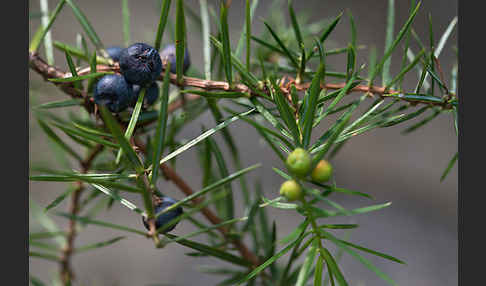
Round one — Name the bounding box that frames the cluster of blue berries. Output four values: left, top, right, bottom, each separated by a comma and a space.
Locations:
100, 44, 187, 233
142, 196, 184, 233
94, 43, 190, 113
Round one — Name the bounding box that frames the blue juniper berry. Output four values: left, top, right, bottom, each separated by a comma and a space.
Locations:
106, 46, 123, 62
129, 82, 159, 108
119, 43, 163, 86
160, 43, 191, 74
143, 196, 183, 233
93, 74, 131, 113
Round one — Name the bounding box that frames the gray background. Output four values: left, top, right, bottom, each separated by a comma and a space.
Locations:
29, 1, 458, 285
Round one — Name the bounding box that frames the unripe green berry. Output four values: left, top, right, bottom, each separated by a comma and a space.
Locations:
311, 160, 333, 183
279, 180, 303, 201
286, 148, 312, 177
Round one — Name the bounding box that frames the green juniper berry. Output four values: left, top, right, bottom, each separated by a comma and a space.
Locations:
311, 160, 333, 183
286, 148, 312, 177
280, 179, 303, 201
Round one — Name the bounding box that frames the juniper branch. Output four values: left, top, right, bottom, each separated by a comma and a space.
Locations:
59, 144, 104, 285
29, 52, 455, 110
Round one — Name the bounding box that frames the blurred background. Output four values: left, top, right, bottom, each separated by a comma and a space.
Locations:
29, 0, 458, 285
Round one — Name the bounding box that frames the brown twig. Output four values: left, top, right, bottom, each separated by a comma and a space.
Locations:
433, 56, 452, 99
29, 52, 455, 111
433, 57, 447, 89
59, 144, 104, 284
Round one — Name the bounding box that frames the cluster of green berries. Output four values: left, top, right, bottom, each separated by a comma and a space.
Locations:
279, 148, 333, 201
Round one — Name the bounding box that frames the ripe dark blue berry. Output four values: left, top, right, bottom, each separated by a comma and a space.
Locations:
142, 196, 183, 233
129, 82, 159, 107
119, 43, 163, 86
160, 43, 191, 74
106, 46, 123, 62
93, 74, 131, 113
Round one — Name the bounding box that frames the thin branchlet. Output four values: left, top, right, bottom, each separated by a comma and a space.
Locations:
59, 144, 104, 284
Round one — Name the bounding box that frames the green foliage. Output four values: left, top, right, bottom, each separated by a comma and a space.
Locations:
175, 0, 186, 84
29, 0, 457, 285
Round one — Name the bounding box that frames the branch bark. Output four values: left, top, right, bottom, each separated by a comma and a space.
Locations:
29, 52, 454, 110
59, 144, 104, 284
